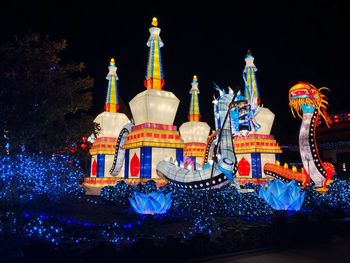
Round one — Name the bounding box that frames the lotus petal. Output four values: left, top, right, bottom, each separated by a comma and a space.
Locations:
288, 191, 305, 211
129, 197, 142, 214
258, 179, 305, 211
268, 193, 286, 210
129, 190, 173, 215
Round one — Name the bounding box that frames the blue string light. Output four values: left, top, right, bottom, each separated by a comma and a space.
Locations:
0, 154, 84, 204
1, 157, 350, 248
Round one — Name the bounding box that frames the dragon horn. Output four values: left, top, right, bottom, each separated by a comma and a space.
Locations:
319, 87, 330, 92
309, 83, 317, 89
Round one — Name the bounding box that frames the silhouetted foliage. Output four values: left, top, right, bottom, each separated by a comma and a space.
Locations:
0, 33, 94, 153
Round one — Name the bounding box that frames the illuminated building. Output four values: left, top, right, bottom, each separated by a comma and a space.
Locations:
122, 18, 185, 185
83, 59, 130, 194
179, 75, 210, 168
235, 51, 282, 185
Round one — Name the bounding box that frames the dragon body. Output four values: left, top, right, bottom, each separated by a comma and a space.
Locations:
264, 82, 335, 191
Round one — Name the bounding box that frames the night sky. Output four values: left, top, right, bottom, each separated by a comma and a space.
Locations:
2, 0, 349, 143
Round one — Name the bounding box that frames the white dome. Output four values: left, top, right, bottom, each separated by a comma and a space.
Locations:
251, 107, 275, 135
129, 89, 180, 125
179, 121, 211, 143
94, 112, 129, 138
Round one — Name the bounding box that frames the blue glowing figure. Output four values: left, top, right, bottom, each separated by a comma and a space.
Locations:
259, 179, 305, 211
129, 191, 172, 215
229, 92, 260, 137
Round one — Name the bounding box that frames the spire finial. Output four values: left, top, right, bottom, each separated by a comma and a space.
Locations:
243, 51, 260, 107
188, 76, 201, 121
152, 17, 158, 27
105, 58, 119, 112
144, 17, 165, 90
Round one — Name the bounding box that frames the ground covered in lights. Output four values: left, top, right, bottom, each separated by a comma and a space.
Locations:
1, 154, 350, 262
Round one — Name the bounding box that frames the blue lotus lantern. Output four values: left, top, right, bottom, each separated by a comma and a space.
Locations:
129, 191, 172, 215
259, 180, 305, 211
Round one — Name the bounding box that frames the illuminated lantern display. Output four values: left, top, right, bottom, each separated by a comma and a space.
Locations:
258, 179, 305, 211
234, 51, 282, 186
83, 58, 130, 195
264, 82, 335, 192
129, 191, 172, 215
157, 87, 239, 189
229, 92, 249, 136
179, 76, 210, 169
122, 18, 185, 186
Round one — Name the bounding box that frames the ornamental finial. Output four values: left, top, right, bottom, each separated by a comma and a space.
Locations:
152, 17, 158, 27
193, 75, 198, 82
110, 58, 115, 65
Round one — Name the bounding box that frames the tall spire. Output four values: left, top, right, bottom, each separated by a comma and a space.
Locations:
144, 17, 165, 90
105, 58, 119, 112
243, 50, 260, 107
188, 75, 201, 121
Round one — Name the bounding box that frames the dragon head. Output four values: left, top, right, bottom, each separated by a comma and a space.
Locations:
289, 82, 331, 127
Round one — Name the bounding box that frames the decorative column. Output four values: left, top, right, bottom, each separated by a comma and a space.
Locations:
179, 75, 211, 168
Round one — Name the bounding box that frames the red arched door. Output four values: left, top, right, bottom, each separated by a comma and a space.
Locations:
91, 159, 97, 177
130, 153, 140, 177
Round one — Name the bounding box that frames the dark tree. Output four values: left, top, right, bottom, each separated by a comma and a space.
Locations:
0, 33, 94, 154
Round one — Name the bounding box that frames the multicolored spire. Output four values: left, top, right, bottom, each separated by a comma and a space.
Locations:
243, 50, 260, 107
105, 58, 119, 112
144, 17, 165, 90
188, 75, 201, 121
